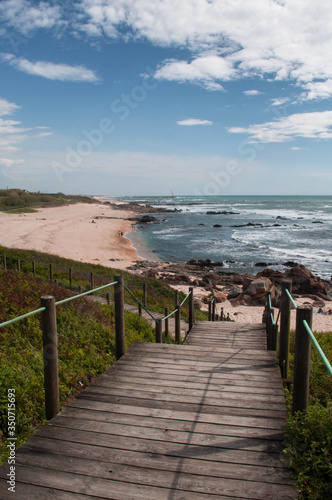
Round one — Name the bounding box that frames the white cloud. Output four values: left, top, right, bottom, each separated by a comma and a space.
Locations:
0, 97, 20, 116
291, 147, 303, 150
155, 55, 235, 90
270, 97, 289, 107
177, 119, 213, 126
0, 0, 62, 34
1, 53, 101, 82
76, 0, 332, 100
0, 157, 24, 167
300, 80, 332, 101
228, 111, 332, 143
243, 90, 262, 96
2, 1, 332, 100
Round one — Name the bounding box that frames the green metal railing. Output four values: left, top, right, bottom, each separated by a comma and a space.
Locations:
266, 286, 332, 381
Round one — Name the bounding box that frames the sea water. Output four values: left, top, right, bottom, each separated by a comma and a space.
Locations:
118, 195, 331, 280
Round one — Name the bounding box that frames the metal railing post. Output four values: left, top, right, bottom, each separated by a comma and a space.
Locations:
41, 296, 59, 420
292, 306, 313, 414
114, 275, 125, 360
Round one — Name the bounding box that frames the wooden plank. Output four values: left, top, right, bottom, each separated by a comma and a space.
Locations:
17, 437, 293, 484
76, 391, 287, 419
82, 384, 287, 406
44, 415, 285, 453
25, 425, 286, 468
0, 321, 296, 499
12, 451, 295, 500
92, 375, 286, 396
58, 406, 286, 440
67, 399, 287, 430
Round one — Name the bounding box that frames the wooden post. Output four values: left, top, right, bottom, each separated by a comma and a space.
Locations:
3, 254, 6, 270
155, 319, 162, 343
32, 260, 36, 277
227, 313, 230, 321
212, 298, 216, 321
220, 308, 223, 321
174, 290, 178, 308
41, 296, 59, 420
90, 272, 94, 291
175, 304, 181, 344
106, 292, 110, 305
292, 306, 313, 414
266, 307, 274, 350
49, 263, 53, 281
114, 275, 125, 360
69, 267, 72, 287
279, 280, 292, 378
138, 303, 142, 317
17, 257, 20, 271
208, 300, 212, 321
270, 324, 278, 351
164, 307, 169, 337
189, 287, 194, 331
78, 285, 82, 294
143, 282, 147, 307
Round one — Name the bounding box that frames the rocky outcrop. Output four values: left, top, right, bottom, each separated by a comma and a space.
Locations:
230, 277, 275, 306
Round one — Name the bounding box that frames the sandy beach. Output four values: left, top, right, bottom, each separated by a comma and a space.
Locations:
0, 202, 141, 270
171, 284, 332, 333
0, 201, 331, 332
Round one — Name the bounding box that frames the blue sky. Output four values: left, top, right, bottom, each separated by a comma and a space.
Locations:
0, 0, 332, 196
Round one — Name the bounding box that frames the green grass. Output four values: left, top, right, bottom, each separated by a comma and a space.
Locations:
0, 188, 97, 213
0, 247, 207, 464
283, 330, 332, 499
0, 269, 159, 464
0, 245, 208, 321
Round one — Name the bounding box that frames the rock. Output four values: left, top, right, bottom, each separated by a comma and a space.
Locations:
206, 211, 239, 215
313, 299, 325, 307
194, 299, 204, 309
283, 261, 299, 268
231, 277, 275, 306
284, 265, 330, 298
312, 221, 323, 224
255, 262, 268, 267
243, 277, 253, 290
213, 292, 227, 303
213, 224, 222, 228
227, 286, 242, 300
256, 268, 284, 284
137, 215, 158, 223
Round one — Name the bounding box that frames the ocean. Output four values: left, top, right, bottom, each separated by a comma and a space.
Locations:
119, 195, 331, 280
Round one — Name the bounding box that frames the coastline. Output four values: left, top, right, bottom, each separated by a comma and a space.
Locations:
0, 198, 331, 332
0, 202, 142, 270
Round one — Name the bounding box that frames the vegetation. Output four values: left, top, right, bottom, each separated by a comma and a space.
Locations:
0, 247, 208, 464
0, 189, 97, 213
0, 269, 159, 463
0, 245, 208, 321
283, 330, 332, 499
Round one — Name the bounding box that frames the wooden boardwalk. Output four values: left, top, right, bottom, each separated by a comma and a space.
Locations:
0, 321, 296, 499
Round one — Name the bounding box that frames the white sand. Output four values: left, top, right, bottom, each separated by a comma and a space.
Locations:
171, 285, 332, 333
0, 203, 142, 270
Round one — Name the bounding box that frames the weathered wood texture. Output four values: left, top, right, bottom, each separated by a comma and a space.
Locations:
0, 322, 296, 499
